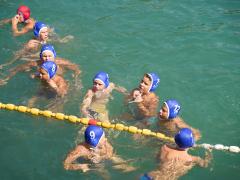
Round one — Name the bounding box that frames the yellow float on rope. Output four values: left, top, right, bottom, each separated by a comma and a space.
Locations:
0, 101, 173, 142
55, 113, 65, 120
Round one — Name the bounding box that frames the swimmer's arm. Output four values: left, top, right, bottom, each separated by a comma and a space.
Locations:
56, 78, 68, 97
47, 79, 61, 94
192, 149, 212, 168
0, 62, 36, 85
111, 155, 136, 172
48, 28, 74, 43
24, 39, 41, 52
0, 18, 11, 26
104, 82, 115, 93
0, 41, 38, 70
11, 16, 32, 36
114, 84, 128, 94
106, 83, 127, 94
81, 90, 94, 116
56, 58, 81, 76
137, 102, 150, 115
175, 118, 202, 141
137, 96, 158, 116
63, 146, 90, 172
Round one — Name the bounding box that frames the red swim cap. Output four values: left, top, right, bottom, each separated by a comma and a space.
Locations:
17, 5, 31, 21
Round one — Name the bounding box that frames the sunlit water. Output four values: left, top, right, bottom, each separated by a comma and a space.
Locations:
0, 0, 239, 179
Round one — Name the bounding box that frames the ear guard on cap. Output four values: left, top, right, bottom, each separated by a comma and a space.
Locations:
147, 73, 160, 92
34, 21, 47, 37
164, 99, 181, 119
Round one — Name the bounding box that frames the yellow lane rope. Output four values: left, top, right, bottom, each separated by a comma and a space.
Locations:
1, 102, 239, 153
0, 102, 174, 142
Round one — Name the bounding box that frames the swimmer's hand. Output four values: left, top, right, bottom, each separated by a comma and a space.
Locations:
79, 164, 90, 172
12, 15, 19, 25
113, 164, 136, 172
0, 78, 9, 86
64, 163, 90, 172
134, 95, 143, 103
114, 84, 128, 94
0, 18, 11, 26
30, 73, 39, 79
59, 35, 74, 43
128, 96, 143, 103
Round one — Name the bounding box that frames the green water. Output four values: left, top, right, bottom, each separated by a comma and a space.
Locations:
0, 0, 239, 179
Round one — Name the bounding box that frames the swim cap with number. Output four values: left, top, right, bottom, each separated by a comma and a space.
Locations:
85, 125, 104, 147
40, 61, 57, 79
164, 99, 181, 119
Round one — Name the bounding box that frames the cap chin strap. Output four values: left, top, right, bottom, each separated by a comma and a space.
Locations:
164, 102, 170, 119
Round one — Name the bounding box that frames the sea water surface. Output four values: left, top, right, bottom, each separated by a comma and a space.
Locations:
0, 0, 239, 179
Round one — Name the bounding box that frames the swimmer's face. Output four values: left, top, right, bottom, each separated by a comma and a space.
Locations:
139, 75, 151, 94
39, 27, 49, 41
41, 51, 54, 61
17, 12, 25, 23
159, 104, 168, 120
39, 68, 49, 81
93, 80, 105, 91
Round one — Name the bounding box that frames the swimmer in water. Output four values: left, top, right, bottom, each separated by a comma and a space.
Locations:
81, 72, 127, 123
28, 60, 68, 108
64, 125, 136, 174
158, 99, 201, 141
0, 21, 74, 70
135, 73, 160, 119
0, 5, 35, 36
0, 44, 81, 88
140, 128, 212, 180
37, 60, 68, 97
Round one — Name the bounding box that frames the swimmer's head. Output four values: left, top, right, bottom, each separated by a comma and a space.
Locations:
40, 44, 56, 61
34, 22, 48, 40
159, 99, 181, 120
139, 73, 160, 93
175, 128, 195, 149
93, 72, 109, 90
17, 5, 31, 22
85, 125, 104, 148
40, 61, 57, 80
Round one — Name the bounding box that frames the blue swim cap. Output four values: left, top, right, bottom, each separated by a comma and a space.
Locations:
40, 44, 56, 59
140, 173, 153, 180
34, 21, 48, 37
93, 71, 109, 88
164, 99, 181, 119
40, 61, 57, 79
85, 125, 104, 148
175, 128, 195, 149
147, 73, 160, 92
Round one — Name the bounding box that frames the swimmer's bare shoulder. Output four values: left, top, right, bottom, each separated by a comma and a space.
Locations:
63, 143, 90, 170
